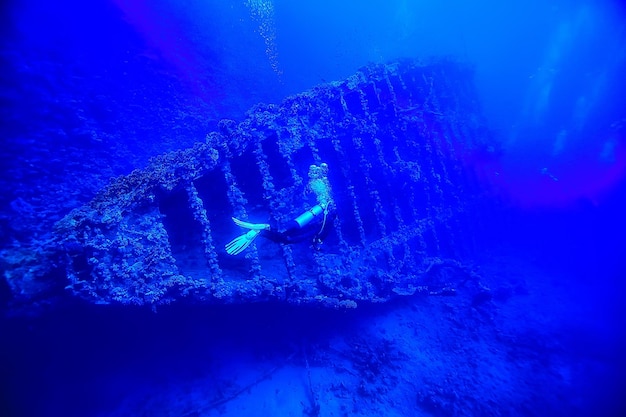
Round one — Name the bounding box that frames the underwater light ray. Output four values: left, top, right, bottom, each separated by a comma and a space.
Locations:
111, 0, 220, 101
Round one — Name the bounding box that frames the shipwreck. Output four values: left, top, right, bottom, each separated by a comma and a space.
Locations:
54, 59, 492, 308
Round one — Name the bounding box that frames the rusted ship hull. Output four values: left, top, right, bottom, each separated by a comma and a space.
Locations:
55, 59, 489, 308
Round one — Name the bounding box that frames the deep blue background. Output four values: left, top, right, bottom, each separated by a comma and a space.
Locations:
1, 0, 626, 416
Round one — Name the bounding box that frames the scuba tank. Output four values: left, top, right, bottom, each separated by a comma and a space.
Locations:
294, 204, 324, 227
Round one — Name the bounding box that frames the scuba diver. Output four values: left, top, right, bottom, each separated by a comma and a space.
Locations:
225, 162, 334, 255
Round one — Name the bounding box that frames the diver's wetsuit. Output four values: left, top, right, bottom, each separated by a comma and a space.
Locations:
262, 207, 335, 244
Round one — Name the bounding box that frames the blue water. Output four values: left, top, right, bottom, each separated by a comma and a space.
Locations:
1, 1, 625, 416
